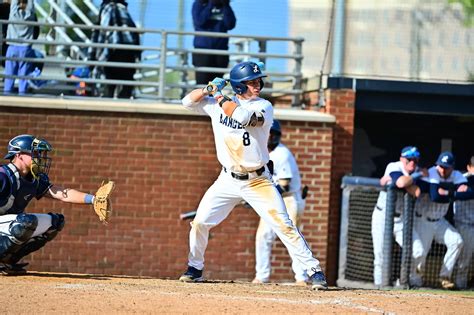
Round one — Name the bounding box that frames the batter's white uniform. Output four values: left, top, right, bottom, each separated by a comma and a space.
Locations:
182, 95, 323, 275
254, 143, 306, 282
371, 161, 421, 286
411, 167, 465, 285
453, 173, 474, 289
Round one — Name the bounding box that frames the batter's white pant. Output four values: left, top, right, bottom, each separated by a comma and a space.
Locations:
254, 192, 306, 282
371, 207, 410, 286
186, 169, 322, 276
411, 216, 463, 284
454, 222, 473, 289
0, 214, 53, 239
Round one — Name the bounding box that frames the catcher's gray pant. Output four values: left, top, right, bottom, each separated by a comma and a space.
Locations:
186, 169, 322, 276
411, 216, 463, 283
0, 214, 53, 240
0, 214, 53, 263
454, 222, 473, 289
255, 191, 306, 282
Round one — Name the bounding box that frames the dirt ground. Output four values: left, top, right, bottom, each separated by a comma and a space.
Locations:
1, 272, 472, 314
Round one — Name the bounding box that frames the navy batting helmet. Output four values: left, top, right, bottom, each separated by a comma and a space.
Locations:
229, 61, 267, 94
4, 134, 53, 178
270, 119, 282, 135
268, 120, 282, 151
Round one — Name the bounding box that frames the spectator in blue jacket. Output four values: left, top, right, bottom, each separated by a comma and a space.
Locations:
192, 0, 236, 85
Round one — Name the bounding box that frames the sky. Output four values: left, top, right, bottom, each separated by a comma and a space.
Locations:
92, 0, 290, 71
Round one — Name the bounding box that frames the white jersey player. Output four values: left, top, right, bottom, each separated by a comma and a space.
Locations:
371, 146, 424, 287
178, 61, 328, 290
253, 120, 307, 285
454, 156, 474, 289
412, 151, 467, 289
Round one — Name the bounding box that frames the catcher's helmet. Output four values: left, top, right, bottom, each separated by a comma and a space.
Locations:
268, 120, 282, 151
229, 61, 267, 94
4, 134, 53, 178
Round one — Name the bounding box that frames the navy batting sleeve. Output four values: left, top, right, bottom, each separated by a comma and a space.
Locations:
415, 178, 430, 193
429, 182, 452, 203
389, 171, 403, 183
35, 173, 53, 199
454, 187, 474, 200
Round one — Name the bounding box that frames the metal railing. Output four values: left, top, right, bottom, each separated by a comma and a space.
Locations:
0, 19, 305, 105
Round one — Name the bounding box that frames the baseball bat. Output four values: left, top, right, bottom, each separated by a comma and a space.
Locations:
180, 210, 197, 221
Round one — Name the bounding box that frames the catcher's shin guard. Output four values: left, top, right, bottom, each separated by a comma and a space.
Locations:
6, 213, 64, 265
0, 214, 38, 262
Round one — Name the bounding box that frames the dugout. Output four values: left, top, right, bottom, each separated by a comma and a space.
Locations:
325, 77, 474, 289
326, 77, 474, 177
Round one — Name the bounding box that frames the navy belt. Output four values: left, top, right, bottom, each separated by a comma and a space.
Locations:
376, 206, 401, 218
223, 166, 265, 180
416, 212, 439, 222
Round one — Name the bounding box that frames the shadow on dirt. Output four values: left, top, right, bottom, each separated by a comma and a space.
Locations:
22, 271, 155, 281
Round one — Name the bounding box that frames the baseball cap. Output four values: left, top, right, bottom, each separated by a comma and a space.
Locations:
436, 151, 455, 168
401, 146, 420, 159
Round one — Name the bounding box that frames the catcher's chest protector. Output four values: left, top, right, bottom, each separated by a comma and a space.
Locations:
0, 165, 38, 215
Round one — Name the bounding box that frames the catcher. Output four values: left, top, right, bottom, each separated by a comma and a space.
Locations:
0, 134, 115, 275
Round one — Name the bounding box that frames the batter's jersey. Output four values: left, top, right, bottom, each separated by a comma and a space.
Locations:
454, 173, 474, 224
182, 94, 272, 173
375, 161, 417, 214
0, 163, 51, 215
415, 166, 467, 220
270, 143, 301, 194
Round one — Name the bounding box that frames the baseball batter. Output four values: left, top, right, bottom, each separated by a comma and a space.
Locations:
252, 119, 307, 285
371, 146, 424, 287
179, 61, 328, 289
412, 151, 467, 289
453, 156, 474, 289
0, 134, 113, 275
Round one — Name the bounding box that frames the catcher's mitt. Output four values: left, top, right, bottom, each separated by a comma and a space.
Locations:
93, 180, 115, 224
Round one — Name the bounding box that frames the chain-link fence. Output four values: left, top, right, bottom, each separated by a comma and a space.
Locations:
338, 176, 474, 290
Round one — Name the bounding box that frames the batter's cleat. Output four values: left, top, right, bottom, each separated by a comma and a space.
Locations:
310, 271, 328, 290
440, 278, 455, 290
0, 262, 28, 276
179, 266, 204, 282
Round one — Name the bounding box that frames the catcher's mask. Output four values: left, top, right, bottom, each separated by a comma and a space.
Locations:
5, 134, 53, 179
229, 61, 267, 94
268, 119, 282, 151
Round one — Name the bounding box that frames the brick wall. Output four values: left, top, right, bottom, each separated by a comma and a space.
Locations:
317, 89, 356, 284
0, 105, 335, 282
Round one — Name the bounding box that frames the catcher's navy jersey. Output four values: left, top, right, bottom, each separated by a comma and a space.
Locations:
0, 163, 51, 215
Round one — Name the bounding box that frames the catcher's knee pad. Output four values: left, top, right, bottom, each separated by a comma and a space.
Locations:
10, 214, 38, 243
45, 213, 65, 241
0, 214, 37, 260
